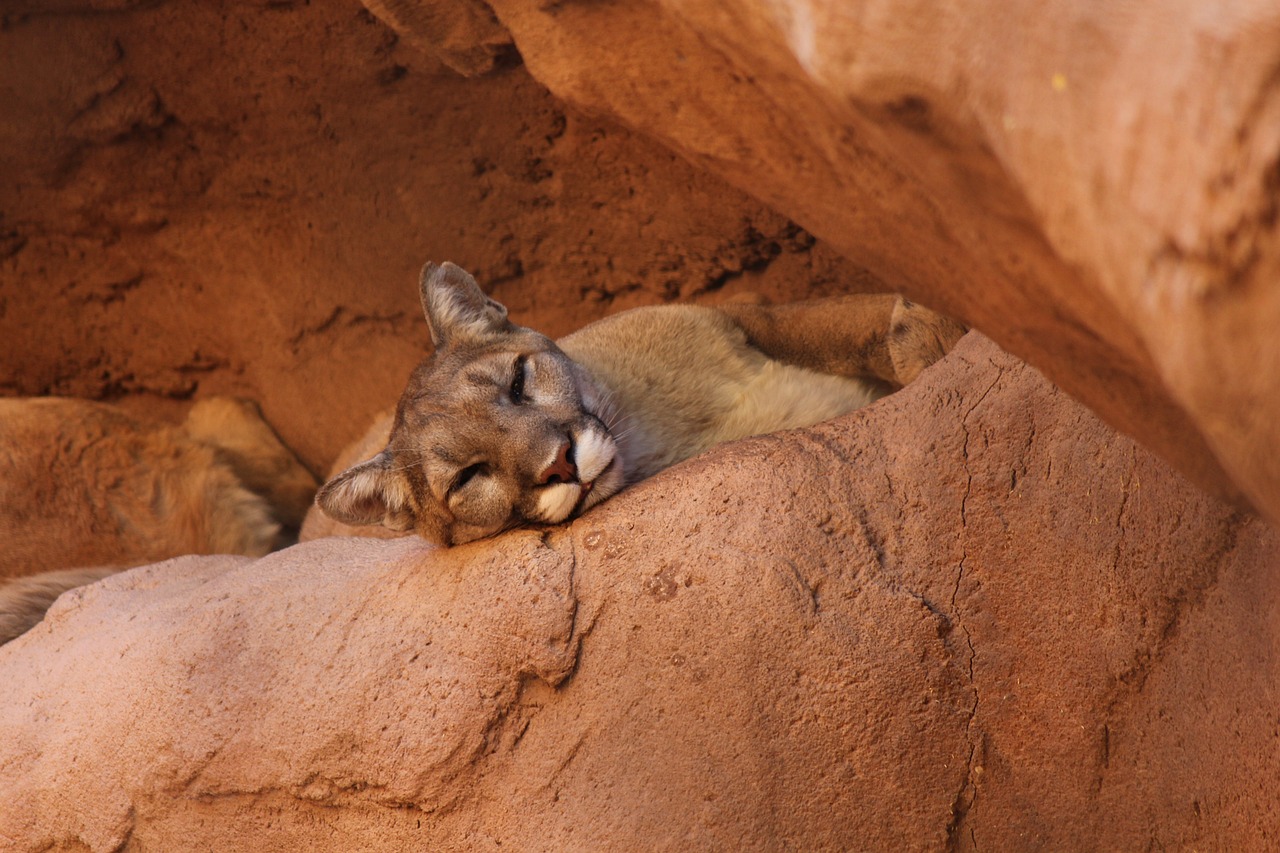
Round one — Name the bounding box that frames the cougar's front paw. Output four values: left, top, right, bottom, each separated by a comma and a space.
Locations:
888, 298, 968, 385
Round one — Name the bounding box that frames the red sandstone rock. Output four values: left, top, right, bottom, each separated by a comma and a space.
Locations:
361, 0, 513, 76
1, 336, 1273, 849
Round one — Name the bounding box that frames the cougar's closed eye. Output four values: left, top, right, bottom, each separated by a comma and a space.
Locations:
509, 355, 527, 404
452, 462, 486, 493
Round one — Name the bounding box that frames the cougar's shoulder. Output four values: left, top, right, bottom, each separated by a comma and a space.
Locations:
563, 303, 889, 473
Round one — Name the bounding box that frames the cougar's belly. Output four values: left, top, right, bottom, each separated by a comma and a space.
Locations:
709, 360, 881, 446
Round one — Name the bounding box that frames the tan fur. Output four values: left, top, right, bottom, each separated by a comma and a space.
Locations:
0, 567, 122, 645
0, 397, 318, 644
317, 262, 965, 547
181, 397, 320, 532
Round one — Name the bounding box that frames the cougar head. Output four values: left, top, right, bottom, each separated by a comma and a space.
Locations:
316, 262, 626, 546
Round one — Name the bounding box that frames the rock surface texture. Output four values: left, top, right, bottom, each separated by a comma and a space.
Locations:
1, 336, 1276, 850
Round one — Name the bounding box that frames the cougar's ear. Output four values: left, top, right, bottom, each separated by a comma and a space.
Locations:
419, 261, 510, 346
315, 451, 416, 532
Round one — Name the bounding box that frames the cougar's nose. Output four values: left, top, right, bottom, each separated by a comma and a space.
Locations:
538, 440, 577, 485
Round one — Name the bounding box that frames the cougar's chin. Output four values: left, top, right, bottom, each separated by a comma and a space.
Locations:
574, 428, 626, 509
534, 482, 583, 524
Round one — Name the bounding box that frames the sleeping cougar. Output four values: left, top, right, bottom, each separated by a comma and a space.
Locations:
316, 262, 964, 546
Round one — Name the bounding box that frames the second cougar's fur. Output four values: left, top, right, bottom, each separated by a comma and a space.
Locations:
0, 397, 317, 644
316, 262, 964, 546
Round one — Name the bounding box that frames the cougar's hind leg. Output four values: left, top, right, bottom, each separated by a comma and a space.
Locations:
718, 294, 965, 388
182, 398, 319, 538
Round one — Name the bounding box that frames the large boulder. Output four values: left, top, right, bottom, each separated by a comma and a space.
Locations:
2, 335, 1274, 850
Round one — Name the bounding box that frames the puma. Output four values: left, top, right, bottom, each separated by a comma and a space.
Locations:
0, 397, 317, 644
316, 262, 965, 546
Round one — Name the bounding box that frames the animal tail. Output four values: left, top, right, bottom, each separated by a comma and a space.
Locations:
0, 567, 123, 646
